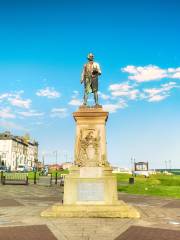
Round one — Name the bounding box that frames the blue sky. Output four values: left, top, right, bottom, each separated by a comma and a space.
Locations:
0, 0, 180, 168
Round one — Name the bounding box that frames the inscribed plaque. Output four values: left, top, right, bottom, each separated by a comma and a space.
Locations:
77, 182, 104, 201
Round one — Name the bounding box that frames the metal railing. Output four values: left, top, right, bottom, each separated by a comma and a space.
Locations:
1, 172, 28, 185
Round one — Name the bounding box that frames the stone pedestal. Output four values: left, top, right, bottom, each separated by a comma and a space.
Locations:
41, 106, 140, 218
63, 166, 117, 205
73, 106, 109, 168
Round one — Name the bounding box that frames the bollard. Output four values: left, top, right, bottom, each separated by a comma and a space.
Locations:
1, 171, 3, 184
55, 172, 58, 185
50, 173, 52, 185
26, 176, 29, 185
129, 177, 134, 184
34, 171, 37, 184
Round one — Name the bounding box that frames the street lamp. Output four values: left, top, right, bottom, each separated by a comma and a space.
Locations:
53, 150, 58, 170
165, 160, 168, 170
169, 160, 172, 171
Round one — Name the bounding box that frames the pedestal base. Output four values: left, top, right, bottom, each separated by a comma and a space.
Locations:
41, 201, 140, 218
41, 107, 140, 219
63, 167, 118, 205
41, 166, 140, 218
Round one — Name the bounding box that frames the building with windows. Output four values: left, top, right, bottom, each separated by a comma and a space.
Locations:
0, 131, 38, 171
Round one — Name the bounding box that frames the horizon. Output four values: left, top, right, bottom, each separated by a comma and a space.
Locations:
0, 0, 180, 169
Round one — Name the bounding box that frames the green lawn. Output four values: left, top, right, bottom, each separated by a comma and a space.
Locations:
27, 169, 69, 179
28, 171, 40, 180
49, 169, 69, 177
116, 173, 180, 198
28, 171, 180, 199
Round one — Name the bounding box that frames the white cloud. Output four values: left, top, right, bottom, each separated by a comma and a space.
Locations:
68, 99, 82, 106
18, 110, 44, 117
107, 78, 178, 108
36, 87, 60, 99
169, 67, 180, 79
0, 108, 16, 119
172, 72, 180, 78
0, 93, 11, 100
103, 100, 127, 113
148, 95, 168, 102
128, 89, 140, 100
0, 120, 26, 131
50, 108, 68, 118
122, 65, 180, 82
8, 97, 31, 109
122, 65, 167, 82
109, 82, 133, 91
109, 82, 139, 100
98, 91, 111, 100
143, 81, 178, 102
0, 91, 31, 109
68, 90, 82, 106
103, 104, 119, 113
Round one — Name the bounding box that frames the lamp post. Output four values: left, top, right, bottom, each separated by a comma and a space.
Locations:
53, 150, 58, 170
42, 152, 45, 168
165, 160, 168, 171
131, 157, 135, 176
53, 150, 58, 184
169, 160, 172, 172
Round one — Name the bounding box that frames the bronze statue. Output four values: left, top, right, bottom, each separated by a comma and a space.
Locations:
81, 53, 101, 106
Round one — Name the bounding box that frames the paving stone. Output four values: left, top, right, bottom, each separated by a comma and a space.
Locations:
0, 185, 180, 240
0, 224, 57, 240
163, 200, 180, 208
0, 199, 23, 207
114, 226, 180, 240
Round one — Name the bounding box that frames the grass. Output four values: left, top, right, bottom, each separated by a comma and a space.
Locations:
49, 169, 69, 177
25, 170, 180, 199
171, 170, 180, 175
27, 169, 69, 179
28, 171, 40, 180
116, 173, 180, 198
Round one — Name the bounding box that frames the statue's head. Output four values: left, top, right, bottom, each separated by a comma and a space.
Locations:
87, 53, 94, 61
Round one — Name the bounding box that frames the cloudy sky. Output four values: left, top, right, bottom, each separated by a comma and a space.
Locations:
0, 0, 180, 168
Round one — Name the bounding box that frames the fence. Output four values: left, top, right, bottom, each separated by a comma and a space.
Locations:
0, 171, 66, 186
1, 172, 28, 185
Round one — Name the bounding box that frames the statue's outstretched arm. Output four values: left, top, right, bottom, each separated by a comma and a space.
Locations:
94, 63, 101, 75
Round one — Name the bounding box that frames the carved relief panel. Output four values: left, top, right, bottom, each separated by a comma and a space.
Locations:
75, 128, 109, 167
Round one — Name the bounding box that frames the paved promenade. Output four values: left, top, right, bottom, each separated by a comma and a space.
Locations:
0, 184, 180, 240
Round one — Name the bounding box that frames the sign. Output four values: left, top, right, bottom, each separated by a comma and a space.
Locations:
77, 182, 104, 201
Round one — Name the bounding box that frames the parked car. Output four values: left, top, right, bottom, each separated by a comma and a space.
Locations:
0, 166, 7, 172
39, 166, 48, 176
17, 165, 28, 172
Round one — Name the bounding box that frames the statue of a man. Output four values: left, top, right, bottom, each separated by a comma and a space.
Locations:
81, 53, 101, 106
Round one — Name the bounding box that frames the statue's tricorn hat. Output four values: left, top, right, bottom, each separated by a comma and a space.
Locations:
87, 53, 94, 61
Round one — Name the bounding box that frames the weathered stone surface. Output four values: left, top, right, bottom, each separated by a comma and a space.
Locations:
73, 107, 109, 167
80, 167, 102, 178
63, 168, 118, 205
42, 106, 140, 218
77, 182, 104, 201
41, 202, 140, 218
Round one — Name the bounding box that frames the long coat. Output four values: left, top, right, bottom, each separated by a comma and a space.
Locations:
81, 61, 101, 94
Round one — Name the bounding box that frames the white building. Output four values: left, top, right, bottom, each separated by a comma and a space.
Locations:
0, 131, 38, 171
112, 166, 132, 174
